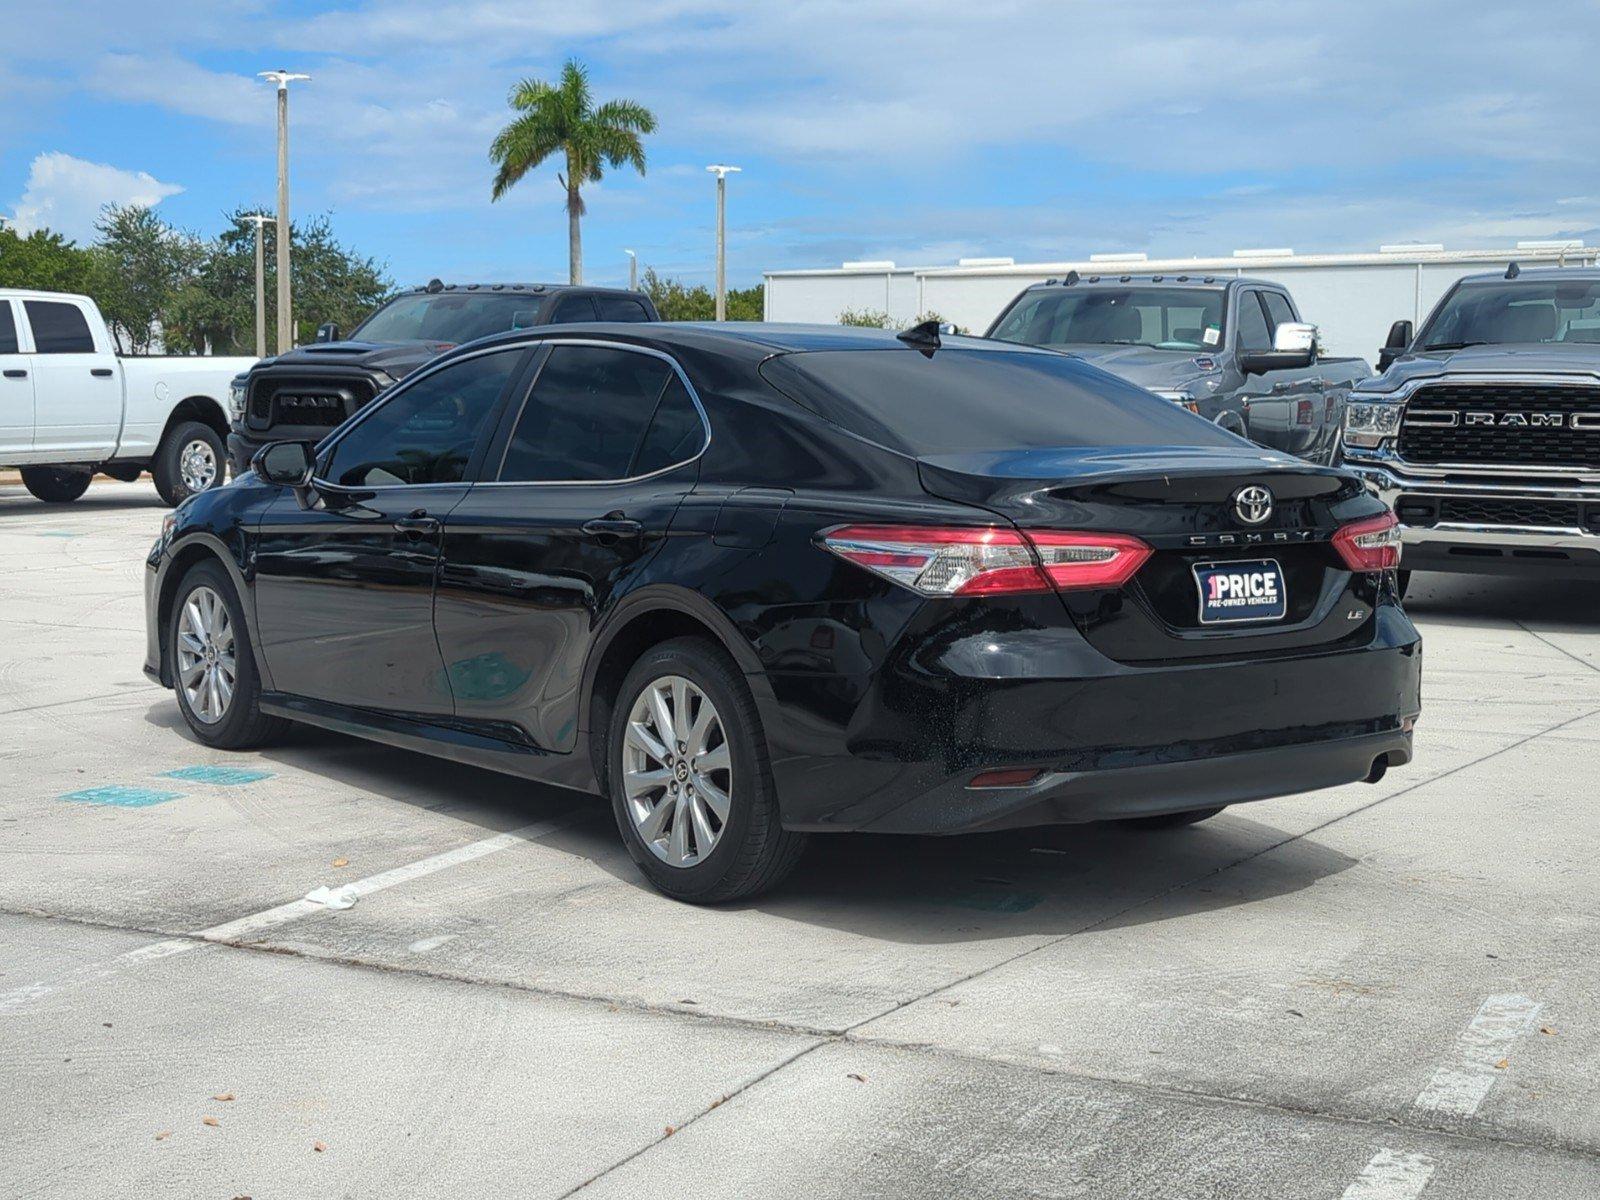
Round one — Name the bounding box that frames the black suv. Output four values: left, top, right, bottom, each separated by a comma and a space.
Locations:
226, 281, 659, 474
148, 322, 1420, 903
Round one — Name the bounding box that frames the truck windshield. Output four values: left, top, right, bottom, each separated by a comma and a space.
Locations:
351, 293, 544, 344
1420, 279, 1600, 349
989, 287, 1226, 352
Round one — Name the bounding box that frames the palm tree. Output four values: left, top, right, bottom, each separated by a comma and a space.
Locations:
489, 58, 657, 284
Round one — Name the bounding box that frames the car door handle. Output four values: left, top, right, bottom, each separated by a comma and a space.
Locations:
393, 512, 441, 538
90, 367, 114, 378
2, 369, 25, 380
582, 517, 643, 538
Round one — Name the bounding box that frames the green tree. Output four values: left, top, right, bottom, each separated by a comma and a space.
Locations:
641, 268, 763, 322
89, 205, 206, 352
489, 58, 657, 285
0, 227, 95, 293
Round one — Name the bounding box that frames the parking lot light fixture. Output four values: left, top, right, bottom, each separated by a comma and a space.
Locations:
259, 70, 311, 353
706, 165, 741, 320
625, 248, 637, 291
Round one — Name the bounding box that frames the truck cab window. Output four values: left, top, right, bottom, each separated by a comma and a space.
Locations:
1261, 292, 1297, 333
324, 349, 523, 487
0, 303, 18, 354
1235, 292, 1272, 351
24, 301, 95, 354
596, 295, 651, 322
549, 294, 600, 324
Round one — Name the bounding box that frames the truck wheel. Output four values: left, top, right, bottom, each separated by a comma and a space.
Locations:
153, 421, 225, 506
20, 467, 92, 504
1396, 570, 1412, 601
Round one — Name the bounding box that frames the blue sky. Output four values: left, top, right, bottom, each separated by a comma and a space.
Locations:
4, 0, 1600, 291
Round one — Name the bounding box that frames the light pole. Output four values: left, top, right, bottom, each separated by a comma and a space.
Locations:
240, 214, 273, 358
705, 165, 741, 320
625, 248, 637, 292
259, 70, 310, 352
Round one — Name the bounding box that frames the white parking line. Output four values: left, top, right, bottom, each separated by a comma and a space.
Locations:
1339, 1148, 1436, 1200
1340, 993, 1543, 1199
1412, 993, 1543, 1118
0, 815, 579, 1014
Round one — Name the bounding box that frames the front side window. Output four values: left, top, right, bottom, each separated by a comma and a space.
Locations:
548, 294, 600, 325
1420, 279, 1600, 348
1260, 291, 1296, 332
0, 303, 18, 355
1235, 292, 1272, 351
596, 295, 651, 322
24, 300, 95, 354
324, 348, 523, 487
989, 287, 1226, 351
499, 345, 701, 482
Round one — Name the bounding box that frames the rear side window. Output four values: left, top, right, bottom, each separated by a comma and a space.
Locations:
24, 300, 95, 353
597, 295, 651, 322
0, 304, 17, 354
633, 375, 705, 475
499, 345, 682, 482
761, 348, 1241, 456
548, 294, 599, 324
1261, 291, 1296, 332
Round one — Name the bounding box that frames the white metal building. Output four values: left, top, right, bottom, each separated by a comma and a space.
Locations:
763, 242, 1600, 362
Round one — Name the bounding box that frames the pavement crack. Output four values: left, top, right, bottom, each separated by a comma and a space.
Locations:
1514, 619, 1600, 675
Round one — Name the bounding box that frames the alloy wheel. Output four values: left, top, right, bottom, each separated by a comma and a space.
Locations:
176, 585, 236, 724
180, 439, 219, 493
622, 675, 732, 868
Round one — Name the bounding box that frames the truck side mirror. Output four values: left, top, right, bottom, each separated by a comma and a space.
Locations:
1377, 320, 1413, 371
315, 322, 341, 343
252, 440, 316, 488
1239, 322, 1316, 375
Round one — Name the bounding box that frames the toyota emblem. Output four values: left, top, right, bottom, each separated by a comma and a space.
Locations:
1232, 485, 1274, 526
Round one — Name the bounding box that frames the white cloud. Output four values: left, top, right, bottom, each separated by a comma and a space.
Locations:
12, 152, 184, 243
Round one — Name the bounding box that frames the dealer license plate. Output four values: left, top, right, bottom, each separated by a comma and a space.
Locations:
1193, 558, 1288, 625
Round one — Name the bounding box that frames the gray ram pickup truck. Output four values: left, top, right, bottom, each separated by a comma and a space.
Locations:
1342, 265, 1600, 586
986, 273, 1370, 463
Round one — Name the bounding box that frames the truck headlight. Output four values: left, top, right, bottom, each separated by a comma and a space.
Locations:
1344, 399, 1403, 448
228, 380, 247, 422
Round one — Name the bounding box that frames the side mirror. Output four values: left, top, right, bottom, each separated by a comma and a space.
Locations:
1239, 322, 1317, 375
252, 440, 316, 488
1377, 319, 1413, 371
315, 322, 341, 343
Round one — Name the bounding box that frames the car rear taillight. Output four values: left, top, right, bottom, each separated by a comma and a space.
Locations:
1332, 511, 1402, 572
821, 525, 1152, 597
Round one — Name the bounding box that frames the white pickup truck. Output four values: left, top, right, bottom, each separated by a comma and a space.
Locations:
0, 288, 255, 505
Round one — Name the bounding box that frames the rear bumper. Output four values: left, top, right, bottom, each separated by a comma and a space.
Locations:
762, 605, 1422, 834
1347, 459, 1600, 577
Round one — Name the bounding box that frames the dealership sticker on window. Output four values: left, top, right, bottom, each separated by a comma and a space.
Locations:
1202, 326, 1222, 346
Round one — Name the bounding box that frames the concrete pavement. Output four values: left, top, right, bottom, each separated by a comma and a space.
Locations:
2, 479, 1597, 1198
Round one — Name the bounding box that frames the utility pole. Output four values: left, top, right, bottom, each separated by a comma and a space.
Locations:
705, 165, 741, 320
625, 248, 638, 291
240, 215, 273, 358
259, 70, 310, 352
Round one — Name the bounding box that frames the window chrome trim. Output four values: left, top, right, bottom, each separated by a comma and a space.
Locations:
477, 337, 712, 488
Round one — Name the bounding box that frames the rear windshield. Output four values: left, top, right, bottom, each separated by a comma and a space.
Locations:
761, 347, 1239, 456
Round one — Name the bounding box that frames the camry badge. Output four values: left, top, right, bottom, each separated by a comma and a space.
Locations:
1232, 485, 1274, 526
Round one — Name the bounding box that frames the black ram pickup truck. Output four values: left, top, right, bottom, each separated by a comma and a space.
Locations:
1342, 265, 1600, 585
226, 280, 659, 474
986, 273, 1370, 463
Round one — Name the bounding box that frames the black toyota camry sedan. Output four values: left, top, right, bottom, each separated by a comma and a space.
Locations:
144, 322, 1421, 902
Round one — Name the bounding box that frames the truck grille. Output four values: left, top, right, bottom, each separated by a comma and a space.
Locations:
1398, 382, 1600, 468
1437, 497, 1583, 528
247, 374, 378, 431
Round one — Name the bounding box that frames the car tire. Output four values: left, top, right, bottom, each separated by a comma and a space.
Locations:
20, 466, 92, 504
153, 420, 226, 507
169, 560, 288, 750
1121, 806, 1226, 830
607, 636, 807, 903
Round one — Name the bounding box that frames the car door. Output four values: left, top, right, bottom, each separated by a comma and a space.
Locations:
1259, 289, 1336, 461
434, 340, 707, 751
0, 300, 34, 454
22, 297, 121, 458
1233, 288, 1304, 455
252, 345, 532, 714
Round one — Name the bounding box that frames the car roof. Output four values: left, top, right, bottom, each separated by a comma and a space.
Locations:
452, 321, 1057, 363
401, 281, 648, 297
1452, 266, 1600, 285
